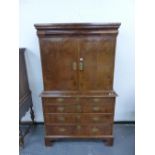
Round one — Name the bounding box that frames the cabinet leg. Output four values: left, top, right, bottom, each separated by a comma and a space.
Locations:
30, 104, 35, 124
45, 138, 54, 146
19, 128, 24, 147
103, 138, 113, 146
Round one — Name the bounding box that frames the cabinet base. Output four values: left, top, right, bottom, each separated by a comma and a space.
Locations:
44, 136, 114, 147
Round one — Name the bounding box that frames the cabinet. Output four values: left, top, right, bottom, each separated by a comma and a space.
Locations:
35, 23, 120, 146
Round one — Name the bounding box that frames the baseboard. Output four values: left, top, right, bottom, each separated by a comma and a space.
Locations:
20, 121, 135, 125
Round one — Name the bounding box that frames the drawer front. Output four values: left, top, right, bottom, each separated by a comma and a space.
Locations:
43, 97, 115, 104
46, 124, 112, 136
45, 113, 113, 124
44, 102, 114, 113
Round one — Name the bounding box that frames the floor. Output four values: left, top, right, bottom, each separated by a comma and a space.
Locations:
20, 124, 135, 155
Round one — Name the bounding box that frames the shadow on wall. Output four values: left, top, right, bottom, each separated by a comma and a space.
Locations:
22, 48, 44, 122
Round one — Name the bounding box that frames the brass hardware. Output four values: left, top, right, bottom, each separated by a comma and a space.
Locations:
109, 92, 113, 96
59, 128, 66, 132
76, 125, 81, 130
58, 116, 65, 122
92, 127, 99, 132
93, 98, 100, 102
72, 62, 77, 71
57, 98, 64, 102
57, 106, 64, 112
76, 115, 81, 120
79, 58, 84, 71
93, 106, 100, 111
76, 97, 80, 102
92, 117, 100, 122
76, 105, 81, 112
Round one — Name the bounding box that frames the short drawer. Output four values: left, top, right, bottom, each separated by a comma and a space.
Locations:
46, 124, 112, 136
45, 113, 113, 124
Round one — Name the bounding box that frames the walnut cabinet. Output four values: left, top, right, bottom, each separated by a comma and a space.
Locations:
35, 23, 120, 146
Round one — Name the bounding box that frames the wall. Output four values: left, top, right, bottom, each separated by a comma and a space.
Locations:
20, 0, 135, 122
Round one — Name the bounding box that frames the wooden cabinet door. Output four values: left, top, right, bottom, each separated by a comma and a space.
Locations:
78, 35, 116, 91
40, 37, 78, 90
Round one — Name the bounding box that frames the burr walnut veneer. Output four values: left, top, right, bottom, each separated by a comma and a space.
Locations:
35, 23, 120, 146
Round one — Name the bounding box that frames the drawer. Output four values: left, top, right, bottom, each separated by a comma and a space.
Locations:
43, 102, 114, 113
43, 97, 115, 104
46, 124, 112, 136
45, 113, 113, 124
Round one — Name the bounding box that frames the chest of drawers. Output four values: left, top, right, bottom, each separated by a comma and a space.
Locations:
35, 23, 120, 146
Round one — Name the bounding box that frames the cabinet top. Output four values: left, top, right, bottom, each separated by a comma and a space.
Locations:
34, 23, 121, 30
34, 23, 121, 37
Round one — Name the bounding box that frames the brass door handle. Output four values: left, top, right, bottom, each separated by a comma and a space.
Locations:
79, 58, 84, 71
72, 62, 77, 71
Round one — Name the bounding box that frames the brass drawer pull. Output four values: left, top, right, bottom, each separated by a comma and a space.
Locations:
76, 125, 81, 130
57, 106, 64, 112
57, 98, 64, 102
92, 117, 100, 122
93, 106, 100, 111
76, 97, 80, 102
72, 62, 77, 71
92, 127, 99, 133
76, 115, 81, 120
93, 98, 100, 102
76, 105, 81, 111
58, 116, 65, 122
59, 128, 66, 132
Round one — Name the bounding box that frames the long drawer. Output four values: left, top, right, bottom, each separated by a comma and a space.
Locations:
45, 113, 113, 124
46, 124, 113, 136
43, 102, 114, 113
43, 97, 115, 104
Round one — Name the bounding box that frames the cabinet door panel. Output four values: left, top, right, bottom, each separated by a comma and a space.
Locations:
78, 36, 116, 90
40, 37, 78, 90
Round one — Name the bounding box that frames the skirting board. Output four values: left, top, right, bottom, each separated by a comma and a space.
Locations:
20, 121, 135, 125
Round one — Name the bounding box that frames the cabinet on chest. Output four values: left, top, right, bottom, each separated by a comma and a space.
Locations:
35, 23, 120, 146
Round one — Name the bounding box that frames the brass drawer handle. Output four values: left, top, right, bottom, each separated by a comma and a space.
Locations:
58, 116, 65, 122
57, 106, 64, 112
76, 125, 81, 130
92, 127, 99, 133
57, 98, 64, 102
76, 115, 81, 120
93, 106, 100, 111
93, 98, 100, 102
72, 62, 77, 71
59, 128, 66, 132
92, 117, 100, 122
76, 97, 80, 102
76, 105, 81, 111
